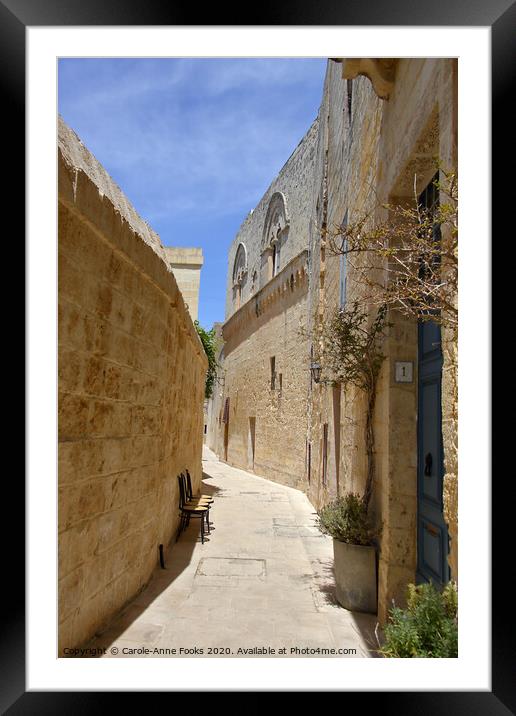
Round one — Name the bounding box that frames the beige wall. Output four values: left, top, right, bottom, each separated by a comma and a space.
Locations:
307, 59, 458, 621
207, 121, 317, 490
225, 120, 318, 320
58, 118, 207, 654
221, 252, 311, 489
205, 322, 224, 453
205, 59, 459, 625
163, 247, 203, 323
212, 118, 317, 491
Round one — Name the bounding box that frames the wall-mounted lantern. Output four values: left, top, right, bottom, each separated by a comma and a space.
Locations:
310, 361, 322, 384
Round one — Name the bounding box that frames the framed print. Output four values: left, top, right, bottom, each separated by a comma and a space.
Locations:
6, 0, 511, 709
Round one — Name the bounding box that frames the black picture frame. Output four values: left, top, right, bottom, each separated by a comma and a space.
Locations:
8, 0, 510, 710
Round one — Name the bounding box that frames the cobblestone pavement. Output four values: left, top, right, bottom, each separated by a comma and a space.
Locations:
88, 447, 380, 658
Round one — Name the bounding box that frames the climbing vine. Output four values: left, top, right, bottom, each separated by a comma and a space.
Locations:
194, 321, 219, 400
324, 167, 458, 336
313, 301, 390, 511
315, 166, 458, 513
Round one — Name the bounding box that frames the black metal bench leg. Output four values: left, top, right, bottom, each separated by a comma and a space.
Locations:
176, 513, 184, 541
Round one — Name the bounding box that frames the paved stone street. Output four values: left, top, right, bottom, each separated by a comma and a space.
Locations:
89, 447, 379, 658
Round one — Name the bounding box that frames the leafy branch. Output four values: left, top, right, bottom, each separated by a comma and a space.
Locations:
325, 168, 458, 334
313, 301, 390, 511
194, 321, 220, 400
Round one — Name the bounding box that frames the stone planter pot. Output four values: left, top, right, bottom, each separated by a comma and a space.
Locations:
333, 539, 377, 614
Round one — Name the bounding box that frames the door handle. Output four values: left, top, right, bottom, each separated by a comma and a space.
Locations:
424, 452, 433, 476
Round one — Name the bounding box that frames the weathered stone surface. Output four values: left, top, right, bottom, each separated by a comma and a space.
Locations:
206, 125, 317, 490
307, 59, 458, 623
163, 247, 203, 322
81, 448, 377, 658
58, 117, 207, 654
208, 59, 458, 627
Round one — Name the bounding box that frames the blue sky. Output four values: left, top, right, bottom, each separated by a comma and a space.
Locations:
58, 58, 328, 328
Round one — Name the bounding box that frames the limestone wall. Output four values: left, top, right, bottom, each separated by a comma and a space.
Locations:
205, 323, 224, 454
58, 117, 207, 653
208, 59, 458, 624
307, 59, 458, 621
224, 119, 318, 320
214, 114, 318, 490
163, 247, 204, 322
221, 252, 311, 489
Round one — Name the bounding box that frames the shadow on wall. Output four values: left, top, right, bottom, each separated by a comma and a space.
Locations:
77, 479, 223, 656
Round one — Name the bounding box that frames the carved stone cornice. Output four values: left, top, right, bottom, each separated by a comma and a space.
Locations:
340, 58, 398, 100
223, 250, 308, 341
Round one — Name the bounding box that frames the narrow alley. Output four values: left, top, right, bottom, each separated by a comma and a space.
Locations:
57, 59, 460, 666
87, 448, 378, 658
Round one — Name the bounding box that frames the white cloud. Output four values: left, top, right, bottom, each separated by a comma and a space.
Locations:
59, 58, 327, 224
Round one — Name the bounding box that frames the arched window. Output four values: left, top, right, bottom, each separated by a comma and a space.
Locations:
262, 192, 289, 281
232, 243, 247, 309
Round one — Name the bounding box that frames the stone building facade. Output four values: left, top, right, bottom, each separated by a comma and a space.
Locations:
204, 321, 223, 448
163, 247, 204, 322
306, 59, 458, 622
209, 120, 318, 489
58, 117, 207, 653
209, 59, 458, 623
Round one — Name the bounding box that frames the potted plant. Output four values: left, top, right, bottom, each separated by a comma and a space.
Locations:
316, 493, 377, 614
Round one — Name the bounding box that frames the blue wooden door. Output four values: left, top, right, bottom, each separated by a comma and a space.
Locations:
416, 319, 450, 586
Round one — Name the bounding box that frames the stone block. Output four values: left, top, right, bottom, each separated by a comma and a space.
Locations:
59, 117, 206, 651
58, 391, 90, 440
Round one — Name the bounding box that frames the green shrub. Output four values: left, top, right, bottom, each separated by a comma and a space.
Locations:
379, 581, 458, 658
316, 493, 374, 546
194, 321, 219, 399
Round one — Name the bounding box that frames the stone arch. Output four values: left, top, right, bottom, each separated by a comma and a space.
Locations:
262, 192, 290, 250
232, 242, 247, 310
232, 242, 247, 285
262, 192, 290, 280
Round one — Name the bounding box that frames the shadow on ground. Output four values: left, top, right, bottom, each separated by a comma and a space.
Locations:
314, 561, 383, 657
80, 478, 223, 657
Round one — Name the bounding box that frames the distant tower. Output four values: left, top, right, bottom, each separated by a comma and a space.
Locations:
163, 247, 204, 322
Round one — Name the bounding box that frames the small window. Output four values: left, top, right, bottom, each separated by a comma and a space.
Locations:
272, 244, 280, 277
278, 373, 283, 393
418, 172, 441, 280
339, 211, 348, 308
270, 356, 276, 390
322, 424, 328, 485
222, 398, 230, 423
418, 171, 440, 213
346, 80, 353, 124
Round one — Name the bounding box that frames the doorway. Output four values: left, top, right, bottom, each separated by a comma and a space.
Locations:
416, 175, 450, 587
416, 319, 450, 586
